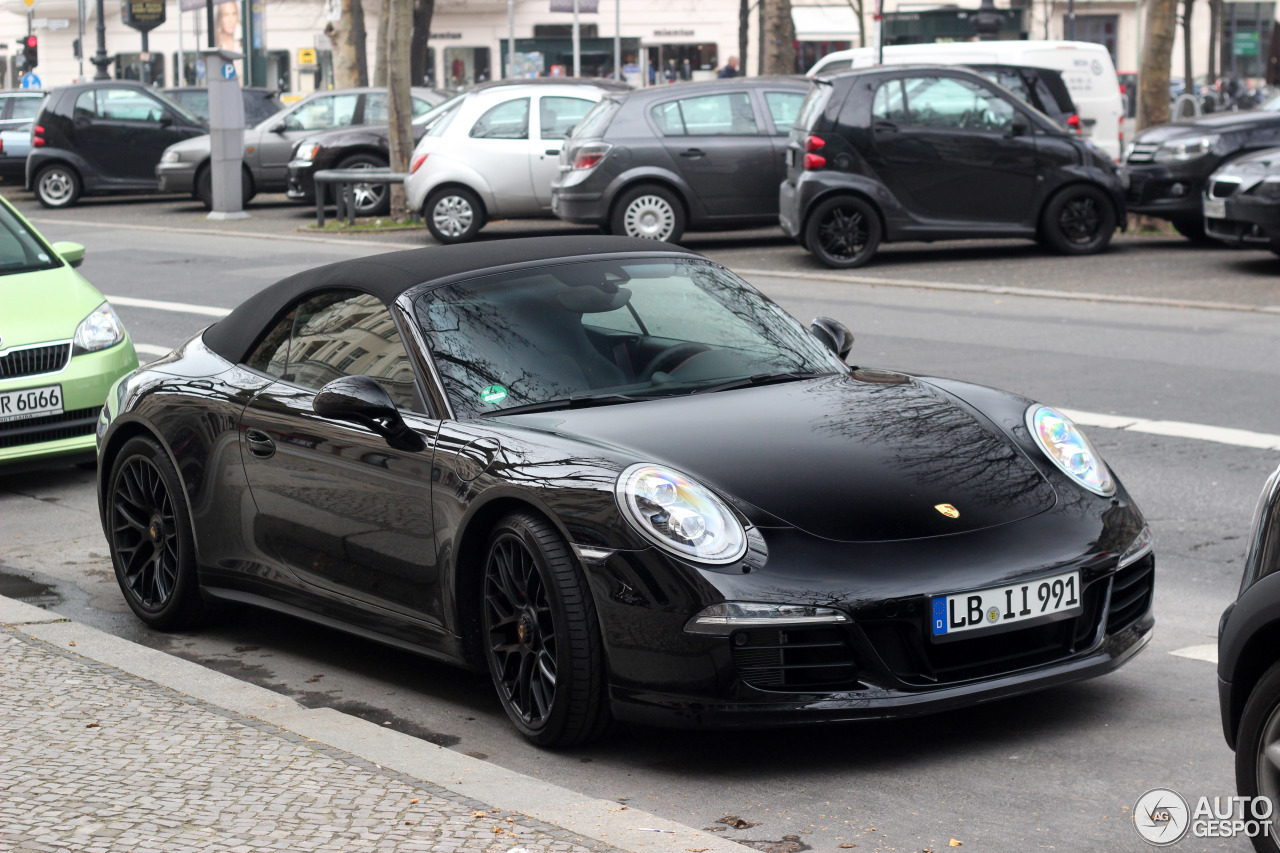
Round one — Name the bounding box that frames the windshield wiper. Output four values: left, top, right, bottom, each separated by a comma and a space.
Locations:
481, 393, 644, 417
688, 371, 831, 396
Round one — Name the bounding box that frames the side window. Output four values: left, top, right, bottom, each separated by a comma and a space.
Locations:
285, 94, 359, 131
245, 311, 295, 378
470, 97, 530, 139
286, 291, 418, 411
903, 76, 1016, 133
872, 79, 907, 122
11, 97, 41, 121
411, 97, 434, 117
364, 92, 388, 124
73, 91, 96, 120
97, 88, 167, 122
650, 100, 686, 136
678, 92, 758, 135
539, 96, 594, 140
763, 91, 805, 133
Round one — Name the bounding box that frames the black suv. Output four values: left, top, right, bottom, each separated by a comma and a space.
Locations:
26, 80, 206, 208
552, 77, 812, 243
1124, 99, 1280, 240
779, 66, 1126, 268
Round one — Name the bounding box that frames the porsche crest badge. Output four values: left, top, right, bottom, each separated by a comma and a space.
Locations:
934, 503, 960, 519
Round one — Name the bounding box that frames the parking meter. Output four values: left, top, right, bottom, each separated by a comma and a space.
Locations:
200, 47, 249, 219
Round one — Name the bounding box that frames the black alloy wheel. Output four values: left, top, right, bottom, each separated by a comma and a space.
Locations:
1041, 185, 1117, 255
805, 195, 882, 269
481, 512, 612, 746
1236, 661, 1280, 853
107, 436, 205, 629
336, 153, 391, 217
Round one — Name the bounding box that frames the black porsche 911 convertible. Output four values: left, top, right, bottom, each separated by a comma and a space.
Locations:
95, 236, 1155, 746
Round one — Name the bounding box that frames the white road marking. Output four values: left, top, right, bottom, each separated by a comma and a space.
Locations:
27, 217, 411, 250
107, 295, 230, 317
1062, 408, 1280, 452
1170, 644, 1219, 664
132, 344, 172, 357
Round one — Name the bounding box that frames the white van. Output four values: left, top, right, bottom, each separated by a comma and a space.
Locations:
808, 41, 1125, 161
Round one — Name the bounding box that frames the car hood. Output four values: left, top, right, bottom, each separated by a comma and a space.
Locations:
0, 264, 106, 347
165, 134, 212, 156
1216, 145, 1280, 173
503, 372, 1058, 543
1135, 110, 1280, 142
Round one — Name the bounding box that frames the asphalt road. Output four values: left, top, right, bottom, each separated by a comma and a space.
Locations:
3, 193, 1278, 852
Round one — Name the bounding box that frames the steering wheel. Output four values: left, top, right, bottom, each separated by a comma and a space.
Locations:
639, 343, 709, 381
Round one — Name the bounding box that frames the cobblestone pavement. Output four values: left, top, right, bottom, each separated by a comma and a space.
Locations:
0, 628, 621, 853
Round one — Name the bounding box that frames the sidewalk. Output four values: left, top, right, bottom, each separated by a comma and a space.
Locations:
0, 596, 745, 853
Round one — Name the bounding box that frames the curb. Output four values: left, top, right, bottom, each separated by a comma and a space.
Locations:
0, 594, 747, 853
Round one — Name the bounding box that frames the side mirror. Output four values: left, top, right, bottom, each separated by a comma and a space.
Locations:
1008, 117, 1029, 137
270, 122, 288, 134
51, 241, 85, 268
810, 317, 854, 361
313, 375, 424, 452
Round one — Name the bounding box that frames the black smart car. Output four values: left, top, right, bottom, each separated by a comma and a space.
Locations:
96, 235, 1153, 747
1218, 464, 1280, 850
27, 80, 206, 208
1125, 98, 1280, 241
552, 77, 812, 243
779, 65, 1126, 269
1203, 147, 1280, 254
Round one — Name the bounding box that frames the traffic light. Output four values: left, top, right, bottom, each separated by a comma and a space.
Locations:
23, 36, 37, 71
72, 38, 81, 60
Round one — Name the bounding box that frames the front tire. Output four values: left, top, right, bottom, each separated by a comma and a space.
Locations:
196, 166, 255, 211
35, 164, 82, 208
106, 436, 205, 630
481, 512, 612, 747
336, 153, 391, 217
1040, 185, 1117, 255
1237, 661, 1280, 852
804, 195, 882, 269
425, 186, 486, 243
611, 184, 686, 243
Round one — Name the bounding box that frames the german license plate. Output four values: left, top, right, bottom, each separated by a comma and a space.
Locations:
931, 570, 1082, 641
1204, 197, 1226, 219
0, 384, 63, 423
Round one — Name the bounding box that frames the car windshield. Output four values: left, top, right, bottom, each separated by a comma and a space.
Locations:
413, 258, 846, 418
0, 203, 62, 276
148, 88, 204, 126
1259, 94, 1280, 112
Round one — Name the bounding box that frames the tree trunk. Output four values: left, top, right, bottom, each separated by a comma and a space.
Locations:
411, 0, 435, 86
757, 0, 767, 75
762, 0, 796, 75
1208, 0, 1220, 80
386, 0, 414, 218
374, 0, 390, 87
1182, 0, 1194, 92
1138, 0, 1177, 130
739, 0, 750, 77
324, 0, 369, 88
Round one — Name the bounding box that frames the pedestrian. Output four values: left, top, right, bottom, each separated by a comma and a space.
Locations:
717, 56, 739, 78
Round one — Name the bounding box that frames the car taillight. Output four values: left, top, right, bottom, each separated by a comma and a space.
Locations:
572, 142, 612, 170
805, 135, 825, 152
1067, 114, 1081, 133
803, 153, 826, 170
410, 153, 427, 174
32, 124, 45, 147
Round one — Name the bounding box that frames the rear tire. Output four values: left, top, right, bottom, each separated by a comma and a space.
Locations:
1040, 185, 1117, 255
425, 186, 486, 243
336, 153, 391, 217
34, 164, 81, 208
196, 166, 255, 211
1235, 661, 1280, 852
610, 184, 686, 243
804, 195, 881, 269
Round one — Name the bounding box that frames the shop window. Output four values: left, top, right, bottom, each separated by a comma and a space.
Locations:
445, 47, 492, 89
115, 52, 165, 87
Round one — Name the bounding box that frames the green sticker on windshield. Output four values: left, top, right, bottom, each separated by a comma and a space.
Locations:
480, 384, 508, 404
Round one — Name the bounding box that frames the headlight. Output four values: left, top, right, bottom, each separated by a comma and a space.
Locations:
1026, 406, 1115, 496
1153, 134, 1219, 162
73, 302, 125, 355
160, 149, 182, 164
294, 141, 321, 162
615, 463, 747, 564
684, 602, 851, 636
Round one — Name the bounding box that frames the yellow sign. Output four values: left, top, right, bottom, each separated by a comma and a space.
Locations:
22, 0, 35, 8
934, 503, 960, 519
297, 47, 317, 65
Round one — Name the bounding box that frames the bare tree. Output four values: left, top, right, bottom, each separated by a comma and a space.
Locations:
1182, 0, 1195, 93
845, 0, 865, 47
325, 0, 369, 88
762, 0, 797, 74
739, 0, 750, 76
1208, 0, 1221, 80
386, 0, 414, 218
374, 0, 390, 87
411, 0, 435, 86
1138, 0, 1177, 130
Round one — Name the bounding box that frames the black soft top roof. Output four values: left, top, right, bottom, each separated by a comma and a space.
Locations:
202, 236, 698, 364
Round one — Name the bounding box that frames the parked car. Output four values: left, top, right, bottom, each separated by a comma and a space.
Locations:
404, 79, 628, 243
1124, 95, 1280, 239
808, 40, 1125, 161
0, 195, 138, 470
552, 77, 812, 243
95, 235, 1152, 747
967, 65, 1081, 134
779, 66, 1126, 268
1218, 464, 1280, 851
0, 90, 43, 131
26, 81, 207, 208
286, 92, 460, 217
1203, 147, 1280, 253
0, 126, 32, 181
163, 86, 284, 126
156, 87, 449, 210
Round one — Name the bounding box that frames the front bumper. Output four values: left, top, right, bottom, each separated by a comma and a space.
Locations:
0, 338, 138, 468
156, 161, 199, 194
1204, 194, 1280, 248
287, 160, 316, 202
1123, 161, 1215, 219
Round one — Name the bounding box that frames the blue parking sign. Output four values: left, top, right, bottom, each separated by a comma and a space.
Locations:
221, 63, 236, 80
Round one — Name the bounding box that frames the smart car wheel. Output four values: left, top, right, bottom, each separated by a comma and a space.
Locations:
1041, 185, 1116, 255
336, 153, 390, 217
612, 184, 685, 243
1236, 661, 1280, 852
35, 164, 81, 209
196, 166, 255, 211
481, 512, 612, 747
805, 195, 881, 269
426, 187, 485, 243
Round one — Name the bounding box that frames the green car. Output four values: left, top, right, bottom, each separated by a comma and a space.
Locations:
0, 197, 138, 470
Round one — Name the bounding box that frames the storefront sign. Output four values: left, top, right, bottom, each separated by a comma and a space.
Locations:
429, 32, 463, 39
550, 0, 599, 12
297, 47, 316, 65
654, 28, 695, 37
121, 0, 165, 33
1236, 31, 1259, 57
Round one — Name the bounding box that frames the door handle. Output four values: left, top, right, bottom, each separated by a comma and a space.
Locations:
245, 429, 275, 458
544, 148, 560, 155
873, 120, 899, 134
680, 148, 706, 158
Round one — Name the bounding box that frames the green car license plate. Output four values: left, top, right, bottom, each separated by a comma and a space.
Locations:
0, 384, 63, 423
